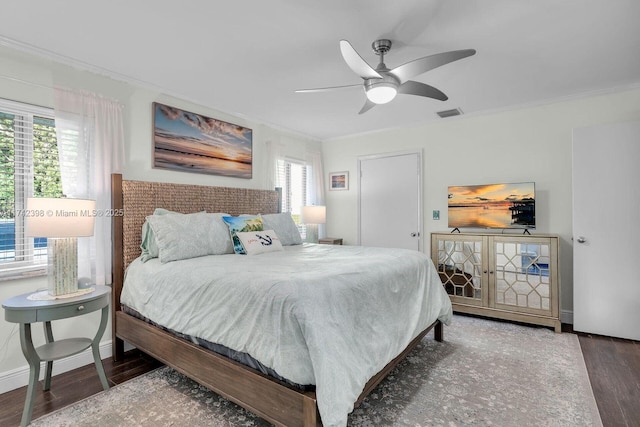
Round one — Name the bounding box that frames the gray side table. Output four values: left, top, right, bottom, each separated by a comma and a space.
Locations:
2, 285, 111, 426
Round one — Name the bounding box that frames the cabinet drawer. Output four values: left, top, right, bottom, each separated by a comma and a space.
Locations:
35, 294, 110, 322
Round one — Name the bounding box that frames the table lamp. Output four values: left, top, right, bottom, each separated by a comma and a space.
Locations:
301, 205, 326, 243
25, 197, 96, 296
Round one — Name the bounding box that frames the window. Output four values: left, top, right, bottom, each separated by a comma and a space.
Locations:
276, 158, 310, 239
0, 99, 62, 279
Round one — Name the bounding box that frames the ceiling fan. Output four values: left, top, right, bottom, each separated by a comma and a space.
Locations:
296, 39, 476, 114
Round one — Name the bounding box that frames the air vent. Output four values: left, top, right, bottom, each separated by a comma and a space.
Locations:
436, 108, 463, 118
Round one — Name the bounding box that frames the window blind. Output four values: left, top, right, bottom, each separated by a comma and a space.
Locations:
276, 158, 310, 239
0, 99, 62, 279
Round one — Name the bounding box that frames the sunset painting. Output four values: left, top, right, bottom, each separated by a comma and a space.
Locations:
153, 102, 252, 178
448, 182, 535, 229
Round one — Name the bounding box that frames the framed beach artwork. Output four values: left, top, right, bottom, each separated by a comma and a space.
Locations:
152, 102, 252, 178
329, 171, 349, 190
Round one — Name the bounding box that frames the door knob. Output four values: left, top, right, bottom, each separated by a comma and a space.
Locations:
576, 236, 586, 243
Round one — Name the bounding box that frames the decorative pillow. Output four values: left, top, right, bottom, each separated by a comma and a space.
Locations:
147, 211, 213, 263
260, 212, 302, 246
236, 229, 284, 255
140, 208, 172, 262
222, 215, 264, 254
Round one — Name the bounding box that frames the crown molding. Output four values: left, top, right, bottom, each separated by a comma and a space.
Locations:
0, 35, 165, 92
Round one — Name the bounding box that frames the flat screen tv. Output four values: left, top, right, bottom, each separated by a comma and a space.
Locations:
448, 182, 535, 230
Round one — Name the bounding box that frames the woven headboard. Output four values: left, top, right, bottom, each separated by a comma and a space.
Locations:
110, 173, 281, 334
112, 174, 280, 269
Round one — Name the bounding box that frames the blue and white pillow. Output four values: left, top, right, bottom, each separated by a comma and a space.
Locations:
222, 215, 264, 254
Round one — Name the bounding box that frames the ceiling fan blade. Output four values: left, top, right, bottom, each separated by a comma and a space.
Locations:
358, 99, 377, 115
339, 40, 383, 80
397, 80, 448, 101
295, 83, 362, 93
391, 49, 476, 83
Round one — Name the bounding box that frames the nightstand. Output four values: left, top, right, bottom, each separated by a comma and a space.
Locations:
2, 285, 111, 427
319, 237, 343, 245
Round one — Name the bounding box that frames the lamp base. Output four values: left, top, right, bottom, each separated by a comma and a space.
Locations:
47, 237, 78, 296
307, 224, 319, 244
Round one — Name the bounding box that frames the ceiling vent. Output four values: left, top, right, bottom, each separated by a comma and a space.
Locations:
436, 108, 463, 118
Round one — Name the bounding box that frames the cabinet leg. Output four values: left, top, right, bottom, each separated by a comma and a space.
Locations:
554, 321, 562, 333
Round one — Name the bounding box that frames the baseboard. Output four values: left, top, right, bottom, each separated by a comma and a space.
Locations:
0, 340, 112, 394
561, 309, 573, 325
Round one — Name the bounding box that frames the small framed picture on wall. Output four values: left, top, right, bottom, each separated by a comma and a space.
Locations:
329, 171, 349, 191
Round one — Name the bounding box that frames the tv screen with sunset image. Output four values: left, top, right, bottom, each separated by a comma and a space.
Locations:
448, 182, 536, 229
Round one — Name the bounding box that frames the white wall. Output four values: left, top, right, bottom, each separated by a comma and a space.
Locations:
0, 45, 320, 392
322, 88, 640, 320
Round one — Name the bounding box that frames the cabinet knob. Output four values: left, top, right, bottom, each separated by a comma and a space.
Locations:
77, 305, 85, 311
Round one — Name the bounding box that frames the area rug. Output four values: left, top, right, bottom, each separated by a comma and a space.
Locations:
31, 315, 602, 426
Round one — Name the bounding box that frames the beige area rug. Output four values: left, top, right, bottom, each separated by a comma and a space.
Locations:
31, 315, 602, 426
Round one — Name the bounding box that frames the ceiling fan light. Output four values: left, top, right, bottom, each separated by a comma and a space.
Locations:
366, 85, 397, 104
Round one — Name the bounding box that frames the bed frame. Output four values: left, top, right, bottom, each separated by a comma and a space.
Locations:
110, 173, 443, 426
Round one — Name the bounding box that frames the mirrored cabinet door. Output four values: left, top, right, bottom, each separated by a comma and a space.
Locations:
433, 234, 486, 307
491, 237, 557, 318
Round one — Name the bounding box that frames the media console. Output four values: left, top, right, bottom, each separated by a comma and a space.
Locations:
431, 232, 561, 332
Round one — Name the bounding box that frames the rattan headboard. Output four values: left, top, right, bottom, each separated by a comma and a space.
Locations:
111, 173, 281, 270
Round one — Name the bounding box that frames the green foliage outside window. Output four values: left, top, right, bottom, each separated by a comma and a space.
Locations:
0, 113, 13, 219
33, 116, 63, 200
0, 113, 62, 220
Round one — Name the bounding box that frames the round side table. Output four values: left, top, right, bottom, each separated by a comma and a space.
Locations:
2, 285, 111, 426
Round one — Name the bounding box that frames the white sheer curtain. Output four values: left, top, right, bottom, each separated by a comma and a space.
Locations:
53, 87, 125, 285
265, 139, 283, 192
306, 149, 326, 237
306, 149, 325, 206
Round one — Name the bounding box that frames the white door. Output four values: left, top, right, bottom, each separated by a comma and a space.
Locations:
572, 121, 640, 340
358, 151, 421, 250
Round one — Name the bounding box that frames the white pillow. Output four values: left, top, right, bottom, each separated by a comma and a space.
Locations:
146, 211, 234, 262
206, 212, 235, 255
260, 212, 303, 245
236, 229, 284, 255
140, 208, 173, 262
146, 212, 210, 262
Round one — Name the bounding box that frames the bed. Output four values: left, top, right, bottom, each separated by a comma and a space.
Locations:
111, 173, 452, 427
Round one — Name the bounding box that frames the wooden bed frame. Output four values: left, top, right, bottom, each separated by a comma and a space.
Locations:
110, 173, 443, 426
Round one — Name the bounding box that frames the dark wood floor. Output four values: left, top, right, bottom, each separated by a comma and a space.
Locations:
576, 332, 640, 427
0, 350, 163, 426
0, 332, 638, 427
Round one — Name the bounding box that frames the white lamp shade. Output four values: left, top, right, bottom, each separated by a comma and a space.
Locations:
301, 205, 326, 224
26, 198, 96, 238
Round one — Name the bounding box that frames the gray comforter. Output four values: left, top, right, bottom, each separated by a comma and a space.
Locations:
121, 243, 452, 426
